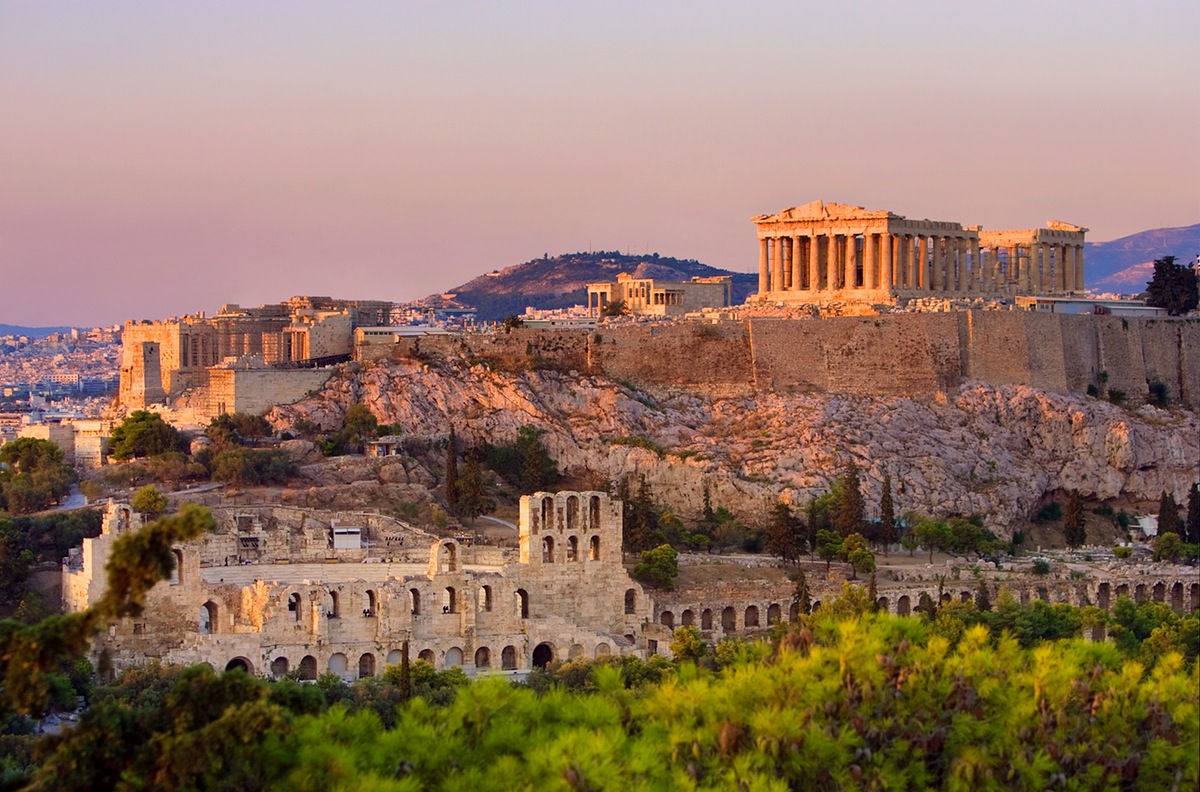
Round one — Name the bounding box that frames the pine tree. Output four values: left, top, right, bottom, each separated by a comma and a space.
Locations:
834, 461, 865, 537
975, 579, 992, 612
1186, 483, 1200, 545
792, 567, 811, 616
1157, 491, 1181, 536
766, 502, 803, 564
1063, 489, 1087, 547
455, 449, 495, 525
701, 485, 716, 531
444, 427, 458, 511
879, 474, 896, 556
867, 569, 878, 610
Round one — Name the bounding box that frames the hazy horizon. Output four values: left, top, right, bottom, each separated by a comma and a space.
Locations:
3, 1, 1198, 328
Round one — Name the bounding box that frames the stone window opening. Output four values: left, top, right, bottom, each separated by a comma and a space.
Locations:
745, 606, 759, 628
225, 657, 252, 674
566, 536, 578, 562
444, 586, 458, 614
589, 535, 600, 561
542, 536, 555, 563
410, 588, 421, 615
418, 649, 435, 664
169, 549, 183, 585
445, 647, 464, 668
299, 655, 317, 680
438, 542, 459, 573
359, 653, 376, 678
540, 497, 553, 532
566, 496, 579, 531
532, 642, 554, 669
681, 609, 694, 627
516, 589, 529, 619
624, 588, 637, 614
721, 606, 736, 632
270, 657, 289, 678
767, 603, 782, 624
480, 585, 493, 612
199, 601, 218, 634
701, 609, 713, 630
589, 496, 601, 528
501, 645, 517, 670
288, 593, 302, 621
660, 611, 675, 629
475, 647, 491, 668
328, 653, 348, 678
363, 590, 377, 617
325, 591, 340, 619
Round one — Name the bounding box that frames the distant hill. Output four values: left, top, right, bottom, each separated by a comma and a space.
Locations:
0, 323, 73, 338
1086, 224, 1200, 293
437, 252, 757, 321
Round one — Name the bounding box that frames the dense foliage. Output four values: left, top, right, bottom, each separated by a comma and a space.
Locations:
0, 438, 75, 515
108, 411, 187, 461
1144, 255, 1200, 316
482, 425, 559, 494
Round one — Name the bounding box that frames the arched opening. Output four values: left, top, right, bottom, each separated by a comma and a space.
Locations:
960, 591, 972, 603
1098, 582, 1111, 610
358, 653, 376, 678
516, 589, 529, 619
897, 595, 911, 616
386, 649, 403, 666
721, 606, 736, 632
811, 600, 822, 612
225, 657, 252, 674
325, 590, 340, 619
1115, 583, 1130, 600
199, 601, 217, 634
288, 593, 302, 621
1134, 584, 1147, 604
701, 609, 714, 630
941, 592, 953, 604
410, 588, 421, 615
569, 644, 585, 660
364, 590, 377, 617
566, 535, 579, 562
877, 597, 890, 614
1152, 582, 1166, 603
624, 589, 637, 614
480, 585, 493, 612
767, 603, 781, 624
328, 653, 348, 677
445, 647, 463, 668
681, 609, 695, 627
542, 536, 555, 563
418, 649, 435, 664
540, 497, 553, 532
299, 655, 317, 681
589, 535, 600, 561
788, 602, 799, 622
170, 549, 184, 585
589, 496, 601, 528
1190, 583, 1200, 611
594, 643, 611, 658
566, 496, 579, 531
270, 657, 289, 677
501, 645, 518, 670
918, 593, 934, 614
745, 606, 760, 628
532, 643, 554, 669
439, 541, 458, 572
444, 586, 458, 614
475, 647, 491, 668
660, 611, 675, 629
1020, 590, 1030, 606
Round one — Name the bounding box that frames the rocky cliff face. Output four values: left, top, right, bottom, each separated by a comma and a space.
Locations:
268, 358, 1199, 537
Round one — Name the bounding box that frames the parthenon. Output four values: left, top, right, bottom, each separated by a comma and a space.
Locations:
753, 201, 1087, 304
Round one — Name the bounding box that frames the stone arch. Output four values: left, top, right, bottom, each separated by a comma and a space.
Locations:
288, 592, 302, 621
567, 535, 579, 562
444, 586, 458, 614
681, 609, 695, 627
532, 642, 555, 669
445, 647, 464, 668
1115, 583, 1130, 600
475, 647, 491, 668
701, 608, 714, 630
364, 589, 378, 617
941, 592, 953, 604
542, 536, 555, 563
1038, 587, 1051, 603
566, 495, 580, 531
721, 606, 736, 632
325, 590, 340, 618
624, 588, 637, 614
480, 585, 493, 612
418, 649, 435, 664
540, 496, 553, 533
811, 600, 822, 612
1020, 589, 1030, 606
386, 649, 403, 666
358, 653, 376, 678
569, 644, 586, 660
225, 657, 253, 674
745, 606, 760, 628
594, 642, 611, 658
438, 541, 459, 572
1134, 584, 1147, 604
1190, 582, 1199, 611
299, 655, 317, 680
788, 602, 799, 622
897, 595, 911, 616
501, 645, 518, 670
516, 589, 529, 619
917, 593, 934, 613
589, 535, 600, 561
170, 549, 184, 585
409, 588, 421, 615
1097, 582, 1111, 610
200, 601, 218, 634
767, 603, 781, 624
877, 597, 890, 614
1152, 582, 1166, 603
660, 611, 675, 629
960, 591, 972, 603
328, 653, 348, 677
270, 657, 289, 677
589, 495, 601, 528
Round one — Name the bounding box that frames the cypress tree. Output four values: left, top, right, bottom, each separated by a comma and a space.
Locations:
1185, 483, 1200, 545
1063, 489, 1086, 548
879, 474, 896, 555
835, 461, 865, 537
792, 567, 811, 616
444, 427, 458, 511
399, 640, 411, 701
1157, 491, 1181, 537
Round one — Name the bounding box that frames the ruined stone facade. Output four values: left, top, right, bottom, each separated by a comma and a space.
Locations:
65, 493, 663, 679
753, 201, 1086, 305
118, 296, 392, 418
587, 273, 732, 318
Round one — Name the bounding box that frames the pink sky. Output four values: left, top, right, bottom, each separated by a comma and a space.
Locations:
2, 1, 1198, 327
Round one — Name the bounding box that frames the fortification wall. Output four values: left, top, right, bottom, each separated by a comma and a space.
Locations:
206, 368, 334, 419
592, 323, 752, 394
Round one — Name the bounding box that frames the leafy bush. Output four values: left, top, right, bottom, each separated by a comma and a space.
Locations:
108, 411, 186, 460
209, 448, 296, 486
632, 544, 678, 590
610, 436, 665, 458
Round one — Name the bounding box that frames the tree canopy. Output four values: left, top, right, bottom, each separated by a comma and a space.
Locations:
0, 437, 75, 515
1144, 255, 1199, 316
108, 411, 186, 461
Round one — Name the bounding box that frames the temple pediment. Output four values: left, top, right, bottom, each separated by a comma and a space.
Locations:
753, 200, 892, 225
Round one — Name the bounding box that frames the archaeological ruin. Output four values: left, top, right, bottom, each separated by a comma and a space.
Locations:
586, 273, 732, 318
753, 201, 1087, 305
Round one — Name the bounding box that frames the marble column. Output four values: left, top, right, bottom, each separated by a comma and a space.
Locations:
930, 237, 942, 292
771, 237, 783, 293
849, 235, 860, 289
792, 236, 802, 291
808, 235, 820, 290
864, 234, 877, 290
917, 236, 927, 290
1074, 245, 1085, 292
758, 238, 768, 295
881, 232, 893, 292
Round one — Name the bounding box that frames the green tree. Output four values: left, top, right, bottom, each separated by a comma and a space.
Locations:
632, 544, 678, 590
765, 502, 804, 564
1157, 490, 1181, 537
130, 485, 169, 518
912, 519, 953, 563
792, 567, 811, 616
843, 532, 875, 580
1062, 489, 1086, 547
108, 410, 186, 460
444, 427, 458, 511
205, 412, 271, 447
209, 447, 295, 486
339, 403, 379, 452
834, 461, 865, 537
455, 449, 495, 525
900, 532, 919, 557
1152, 531, 1183, 562
878, 474, 896, 555
599, 298, 627, 318
1144, 255, 1200, 316
815, 529, 842, 571
669, 626, 706, 664
0, 437, 75, 515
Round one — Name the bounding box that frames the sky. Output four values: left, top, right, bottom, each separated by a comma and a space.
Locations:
1, 1, 1198, 328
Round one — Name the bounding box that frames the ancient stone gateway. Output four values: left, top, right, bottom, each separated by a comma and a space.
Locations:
752, 201, 1086, 304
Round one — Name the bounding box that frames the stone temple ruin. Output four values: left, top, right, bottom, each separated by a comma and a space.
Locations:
64, 492, 665, 679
